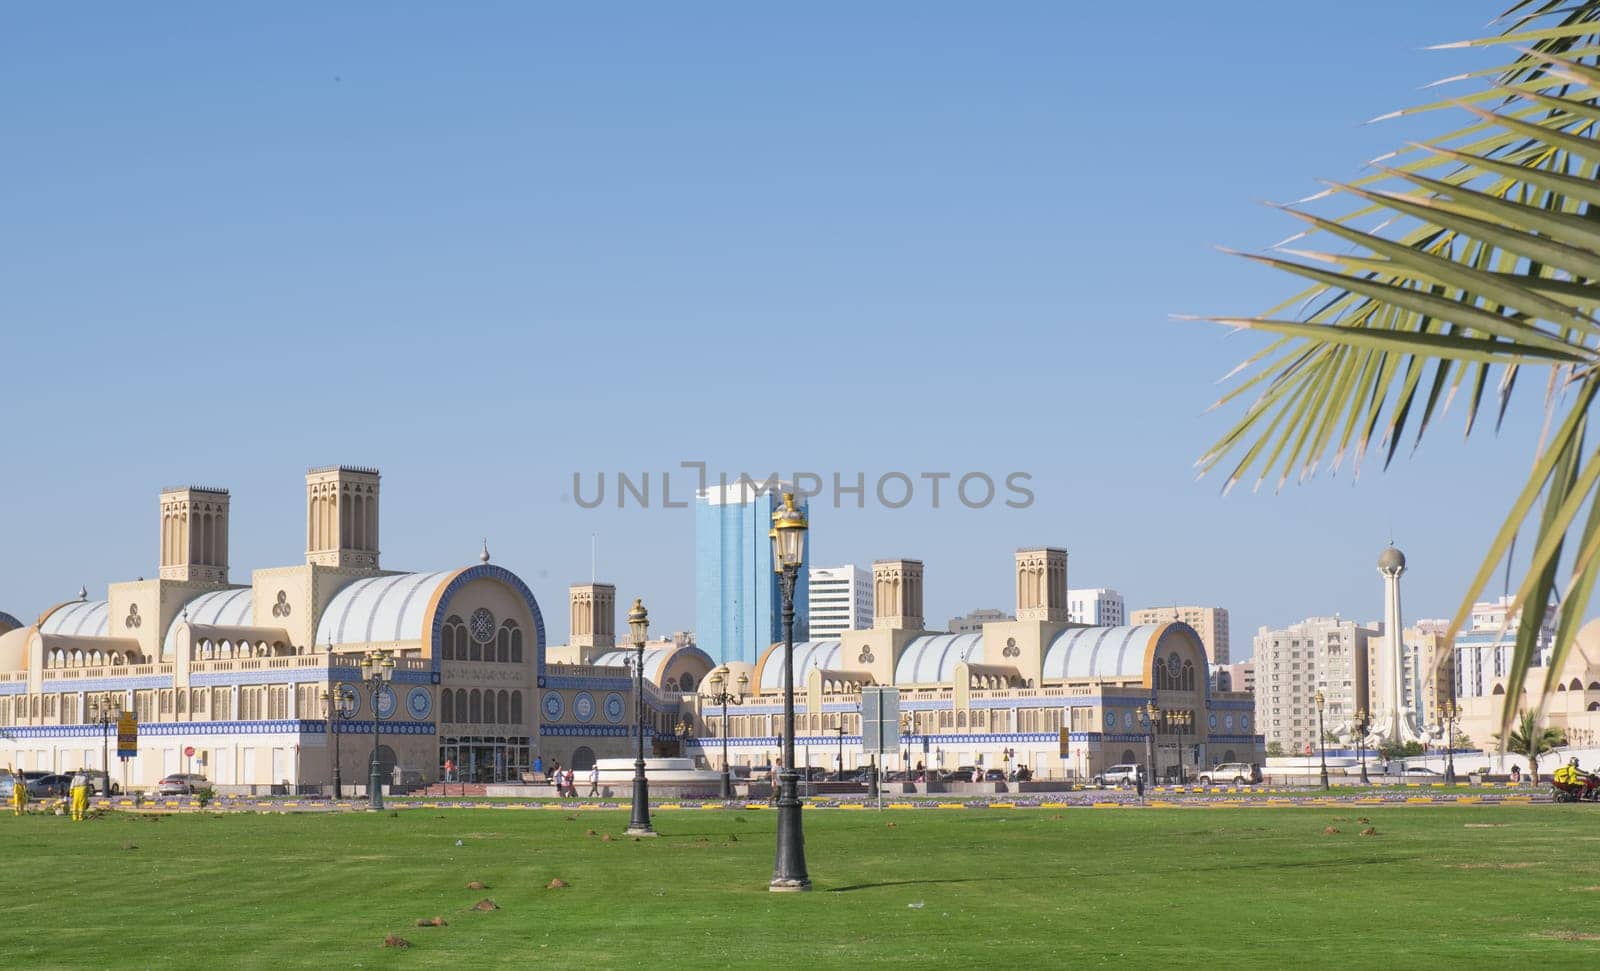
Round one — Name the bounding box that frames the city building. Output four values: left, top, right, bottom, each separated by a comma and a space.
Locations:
1457, 617, 1600, 755
0, 466, 711, 792
694, 480, 810, 666
947, 608, 1014, 635
1418, 596, 1558, 699
1253, 616, 1375, 756
1219, 661, 1255, 694
1067, 588, 1125, 627
685, 547, 1262, 781
808, 565, 873, 639
1130, 606, 1230, 665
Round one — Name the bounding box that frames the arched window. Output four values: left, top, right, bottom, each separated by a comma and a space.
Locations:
497, 690, 509, 724
442, 616, 462, 660
469, 633, 481, 662
1492, 684, 1506, 695
454, 689, 466, 722
1572, 678, 1585, 691
1182, 661, 1196, 692
469, 689, 482, 724
441, 691, 454, 722
496, 627, 510, 663
510, 627, 523, 663
510, 691, 523, 724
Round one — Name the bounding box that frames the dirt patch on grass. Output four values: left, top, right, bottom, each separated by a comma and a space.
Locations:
1572, 885, 1600, 892
1464, 823, 1508, 829
1539, 930, 1600, 942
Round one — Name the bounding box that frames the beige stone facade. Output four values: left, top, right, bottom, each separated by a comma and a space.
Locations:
682, 548, 1262, 781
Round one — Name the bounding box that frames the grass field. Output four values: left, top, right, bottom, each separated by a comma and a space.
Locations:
5, 804, 1599, 968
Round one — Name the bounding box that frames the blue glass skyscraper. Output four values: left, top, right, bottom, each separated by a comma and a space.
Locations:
695, 480, 810, 665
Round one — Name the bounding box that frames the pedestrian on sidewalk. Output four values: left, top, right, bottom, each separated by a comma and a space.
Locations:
587, 764, 600, 798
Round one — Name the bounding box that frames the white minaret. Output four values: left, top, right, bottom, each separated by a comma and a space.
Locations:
1376, 545, 1425, 744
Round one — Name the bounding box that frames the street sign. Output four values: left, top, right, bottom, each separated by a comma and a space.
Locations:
861, 686, 900, 755
184, 745, 195, 758
116, 713, 138, 759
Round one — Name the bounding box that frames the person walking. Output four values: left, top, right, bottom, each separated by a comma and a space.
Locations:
10, 772, 26, 817
69, 770, 90, 822
547, 760, 561, 795
587, 763, 600, 798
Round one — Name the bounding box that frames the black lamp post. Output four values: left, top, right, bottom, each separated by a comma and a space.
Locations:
625, 598, 656, 837
357, 649, 395, 811
88, 693, 120, 795
769, 492, 811, 892
320, 684, 352, 799
1354, 707, 1371, 785
707, 668, 747, 801
1442, 701, 1460, 784
1140, 700, 1162, 790
1315, 690, 1330, 791
834, 724, 846, 780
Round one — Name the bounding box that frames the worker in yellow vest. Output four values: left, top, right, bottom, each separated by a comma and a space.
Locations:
1554, 758, 1583, 787
10, 773, 26, 816
69, 771, 90, 822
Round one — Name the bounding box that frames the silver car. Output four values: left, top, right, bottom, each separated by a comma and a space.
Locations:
156, 773, 209, 795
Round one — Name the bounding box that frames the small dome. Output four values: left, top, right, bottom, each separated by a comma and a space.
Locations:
1378, 546, 1406, 572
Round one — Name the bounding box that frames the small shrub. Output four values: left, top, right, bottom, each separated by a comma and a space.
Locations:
195, 788, 215, 809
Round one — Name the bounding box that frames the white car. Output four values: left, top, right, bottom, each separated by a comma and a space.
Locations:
1094, 764, 1141, 787
1198, 762, 1257, 785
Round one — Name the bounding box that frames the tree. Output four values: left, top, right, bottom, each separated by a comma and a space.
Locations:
1265, 741, 1284, 758
1199, 1, 1600, 742
1495, 710, 1566, 781
1378, 739, 1425, 762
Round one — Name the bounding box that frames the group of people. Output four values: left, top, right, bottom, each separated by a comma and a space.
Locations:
9, 771, 93, 821
536, 759, 600, 798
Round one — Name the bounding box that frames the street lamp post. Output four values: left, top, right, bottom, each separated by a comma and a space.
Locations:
88, 693, 121, 795
834, 724, 846, 780
769, 492, 811, 892
1314, 691, 1330, 791
625, 598, 657, 837
1140, 700, 1162, 790
357, 649, 395, 811
1441, 701, 1460, 784
320, 684, 352, 799
1354, 708, 1371, 785
707, 669, 747, 801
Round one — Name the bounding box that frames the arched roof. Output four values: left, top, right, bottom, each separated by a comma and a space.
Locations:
0, 611, 21, 633
316, 572, 454, 646
39, 600, 110, 638
593, 644, 715, 687
163, 587, 254, 655
756, 639, 842, 693
894, 633, 984, 684
0, 627, 28, 672
1042, 624, 1163, 681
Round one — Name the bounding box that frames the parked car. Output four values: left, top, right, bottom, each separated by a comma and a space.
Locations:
983, 769, 1007, 782
75, 769, 121, 796
1094, 764, 1142, 787
1401, 766, 1442, 778
156, 773, 210, 795
26, 774, 73, 797
1198, 762, 1258, 785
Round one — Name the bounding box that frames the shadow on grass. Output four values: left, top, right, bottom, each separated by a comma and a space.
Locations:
827, 877, 1020, 893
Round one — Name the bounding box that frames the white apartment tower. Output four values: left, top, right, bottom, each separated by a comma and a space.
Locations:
808, 565, 873, 638
1067, 588, 1125, 626
1253, 617, 1374, 756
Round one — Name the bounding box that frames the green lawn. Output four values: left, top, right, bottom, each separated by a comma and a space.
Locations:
5, 804, 1599, 968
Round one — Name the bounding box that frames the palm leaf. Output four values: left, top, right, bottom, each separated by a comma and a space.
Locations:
1200, 1, 1600, 742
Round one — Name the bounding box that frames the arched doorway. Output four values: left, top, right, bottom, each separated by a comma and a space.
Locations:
570, 746, 597, 771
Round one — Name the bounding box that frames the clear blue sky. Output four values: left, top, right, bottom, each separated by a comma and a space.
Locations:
0, 3, 1540, 654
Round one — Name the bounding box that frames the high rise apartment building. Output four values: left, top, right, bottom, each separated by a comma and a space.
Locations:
808, 565, 872, 638
1067, 588, 1125, 626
